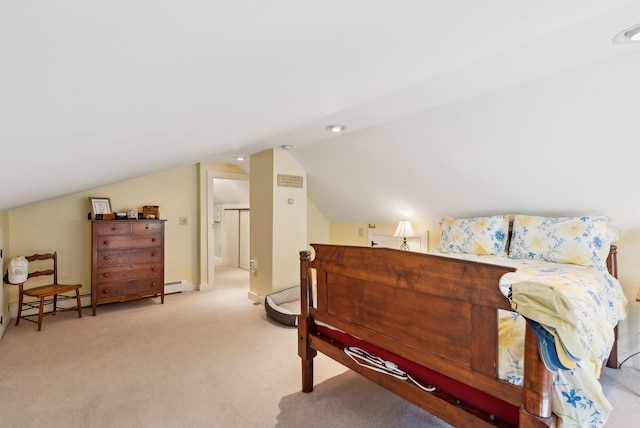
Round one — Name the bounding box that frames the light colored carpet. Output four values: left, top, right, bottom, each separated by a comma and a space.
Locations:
0, 263, 636, 427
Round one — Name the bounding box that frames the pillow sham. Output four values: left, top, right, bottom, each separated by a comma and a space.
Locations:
436, 215, 510, 256
508, 215, 612, 269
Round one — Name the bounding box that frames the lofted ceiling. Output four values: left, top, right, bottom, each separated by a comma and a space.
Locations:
2, 1, 640, 229
213, 178, 249, 206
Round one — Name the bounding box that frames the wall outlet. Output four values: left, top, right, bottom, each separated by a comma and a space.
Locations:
179, 217, 188, 225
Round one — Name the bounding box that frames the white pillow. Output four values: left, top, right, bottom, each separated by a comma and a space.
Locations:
508, 215, 612, 269
436, 215, 510, 256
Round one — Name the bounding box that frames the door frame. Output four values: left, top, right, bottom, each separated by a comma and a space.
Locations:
200, 169, 249, 290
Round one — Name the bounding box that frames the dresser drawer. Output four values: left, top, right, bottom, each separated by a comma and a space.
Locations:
96, 262, 162, 284
95, 277, 162, 300
96, 248, 162, 267
94, 222, 132, 236
132, 221, 163, 233
97, 233, 162, 250
95, 282, 139, 299
137, 277, 163, 294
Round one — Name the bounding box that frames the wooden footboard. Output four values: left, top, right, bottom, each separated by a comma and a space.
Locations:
298, 244, 555, 428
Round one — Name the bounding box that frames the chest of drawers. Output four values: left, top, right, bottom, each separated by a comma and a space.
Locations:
91, 219, 165, 315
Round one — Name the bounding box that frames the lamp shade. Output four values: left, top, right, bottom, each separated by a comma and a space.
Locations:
393, 220, 415, 238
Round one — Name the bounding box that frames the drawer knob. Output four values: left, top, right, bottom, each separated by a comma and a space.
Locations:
151, 238, 157, 242
151, 267, 157, 272
151, 251, 157, 257
103, 288, 109, 294
145, 225, 150, 230
103, 240, 109, 245
103, 273, 110, 277
111, 227, 116, 231
103, 256, 110, 261
151, 282, 157, 287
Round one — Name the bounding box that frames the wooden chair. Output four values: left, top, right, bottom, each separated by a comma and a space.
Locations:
14, 252, 82, 331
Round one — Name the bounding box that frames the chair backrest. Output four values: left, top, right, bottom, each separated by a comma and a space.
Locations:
25, 252, 58, 284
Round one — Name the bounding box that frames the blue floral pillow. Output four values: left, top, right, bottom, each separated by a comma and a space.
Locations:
508, 215, 612, 269
436, 215, 510, 256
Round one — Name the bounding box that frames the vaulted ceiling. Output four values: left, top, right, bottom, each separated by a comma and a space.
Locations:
2, 1, 640, 229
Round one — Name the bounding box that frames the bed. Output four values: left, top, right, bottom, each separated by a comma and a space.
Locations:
297, 215, 628, 428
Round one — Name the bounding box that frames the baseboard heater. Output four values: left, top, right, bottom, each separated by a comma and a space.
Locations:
164, 280, 188, 294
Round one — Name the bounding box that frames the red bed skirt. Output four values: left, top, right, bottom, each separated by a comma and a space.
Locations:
317, 325, 519, 426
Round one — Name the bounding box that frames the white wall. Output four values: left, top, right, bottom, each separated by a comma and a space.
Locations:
295, 49, 640, 230
249, 148, 307, 300
272, 149, 307, 291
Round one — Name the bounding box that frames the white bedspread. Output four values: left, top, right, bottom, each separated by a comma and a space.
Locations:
436, 252, 628, 427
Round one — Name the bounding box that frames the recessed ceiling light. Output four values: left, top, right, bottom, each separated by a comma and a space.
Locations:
326, 124, 345, 133
613, 23, 640, 44
234, 156, 246, 161
281, 144, 294, 150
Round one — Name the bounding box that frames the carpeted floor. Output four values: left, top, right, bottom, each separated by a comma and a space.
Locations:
0, 263, 636, 427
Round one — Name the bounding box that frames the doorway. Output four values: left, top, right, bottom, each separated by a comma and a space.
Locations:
211, 178, 250, 286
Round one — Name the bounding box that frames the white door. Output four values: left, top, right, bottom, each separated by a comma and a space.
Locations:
368, 227, 428, 252
223, 209, 251, 270
239, 210, 250, 270
223, 209, 240, 267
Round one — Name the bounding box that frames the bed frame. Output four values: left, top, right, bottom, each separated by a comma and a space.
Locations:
298, 244, 619, 428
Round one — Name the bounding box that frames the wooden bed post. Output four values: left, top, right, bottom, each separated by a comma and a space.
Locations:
606, 245, 619, 369
298, 250, 316, 393
520, 323, 554, 428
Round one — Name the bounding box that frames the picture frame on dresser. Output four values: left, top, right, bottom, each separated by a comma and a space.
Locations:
88, 197, 112, 218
